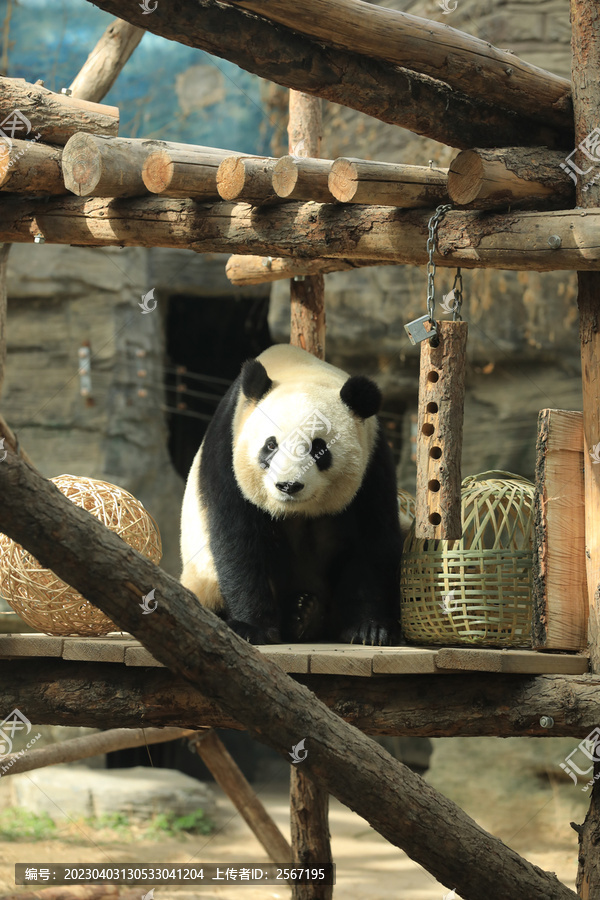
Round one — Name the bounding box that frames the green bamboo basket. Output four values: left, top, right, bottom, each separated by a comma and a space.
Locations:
400, 471, 535, 647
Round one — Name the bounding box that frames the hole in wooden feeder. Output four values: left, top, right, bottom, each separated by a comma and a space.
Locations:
422, 423, 435, 437
428, 479, 441, 492
427, 401, 438, 414
430, 446, 442, 459
427, 371, 440, 383
429, 512, 442, 525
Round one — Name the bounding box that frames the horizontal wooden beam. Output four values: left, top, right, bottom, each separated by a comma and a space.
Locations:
3, 659, 599, 737
225, 254, 387, 284
448, 147, 574, 210
62, 134, 150, 197
217, 155, 280, 203
0, 77, 119, 145
329, 158, 448, 206
144, 144, 243, 199
2, 195, 600, 272
83, 0, 571, 150
0, 140, 64, 194
273, 156, 335, 202
225, 0, 572, 133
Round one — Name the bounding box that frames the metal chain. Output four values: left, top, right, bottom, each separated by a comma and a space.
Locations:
450, 268, 463, 321
426, 203, 453, 322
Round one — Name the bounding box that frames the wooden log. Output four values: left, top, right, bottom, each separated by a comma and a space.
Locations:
328, 158, 448, 207
272, 156, 335, 203
570, 0, 600, 678
532, 410, 587, 651
85, 0, 572, 151
217, 155, 279, 204
415, 321, 468, 540
0, 657, 598, 737
448, 147, 574, 210
224, 0, 571, 133
225, 254, 387, 286
0, 76, 118, 145
288, 92, 326, 359
144, 145, 243, 199
68, 19, 145, 103
0, 726, 195, 777
5, 197, 600, 272
0, 452, 580, 900
290, 767, 333, 900
190, 730, 292, 864
0, 139, 63, 194
62, 133, 151, 197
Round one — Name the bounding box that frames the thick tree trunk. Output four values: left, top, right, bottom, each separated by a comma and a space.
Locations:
329, 158, 448, 207
448, 147, 574, 209
224, 0, 571, 131
68, 19, 145, 103
2, 196, 600, 272
290, 767, 333, 900
82, 0, 570, 150
0, 453, 578, 900
0, 77, 118, 145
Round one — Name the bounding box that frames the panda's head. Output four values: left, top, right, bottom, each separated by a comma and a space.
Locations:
231, 347, 382, 518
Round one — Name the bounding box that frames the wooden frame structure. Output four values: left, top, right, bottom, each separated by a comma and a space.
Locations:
0, 1, 599, 897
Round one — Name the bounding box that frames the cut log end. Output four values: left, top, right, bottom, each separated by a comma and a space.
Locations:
217, 156, 248, 201
328, 159, 358, 202
142, 150, 175, 193
448, 150, 485, 206
272, 156, 300, 199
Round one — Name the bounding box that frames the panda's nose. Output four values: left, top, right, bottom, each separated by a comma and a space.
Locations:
276, 481, 304, 495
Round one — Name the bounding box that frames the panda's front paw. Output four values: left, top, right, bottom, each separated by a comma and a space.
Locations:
227, 619, 282, 645
340, 620, 401, 647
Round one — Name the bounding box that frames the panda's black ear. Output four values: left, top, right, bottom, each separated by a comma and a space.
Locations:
340, 375, 382, 419
240, 359, 273, 402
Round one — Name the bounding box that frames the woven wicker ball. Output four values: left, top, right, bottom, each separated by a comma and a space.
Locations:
400, 471, 535, 647
0, 475, 162, 636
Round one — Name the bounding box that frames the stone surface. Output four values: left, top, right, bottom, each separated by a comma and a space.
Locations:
9, 765, 216, 822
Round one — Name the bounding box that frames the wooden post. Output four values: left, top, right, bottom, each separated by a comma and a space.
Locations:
532, 410, 587, 651
287, 89, 329, 897
288, 92, 326, 359
290, 765, 333, 900
448, 147, 574, 210
329, 158, 448, 207
189, 730, 292, 865
415, 322, 468, 541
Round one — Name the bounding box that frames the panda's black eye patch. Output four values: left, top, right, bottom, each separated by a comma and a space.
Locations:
310, 438, 332, 471
259, 437, 278, 470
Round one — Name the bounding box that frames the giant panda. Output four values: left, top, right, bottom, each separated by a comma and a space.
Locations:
180, 344, 404, 645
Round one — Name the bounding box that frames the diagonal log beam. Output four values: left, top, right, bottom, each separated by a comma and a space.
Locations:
224, 0, 572, 131
0, 448, 578, 900
68, 18, 145, 103
84, 0, 570, 150
0, 195, 599, 271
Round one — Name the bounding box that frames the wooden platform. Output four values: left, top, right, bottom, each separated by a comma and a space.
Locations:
0, 633, 588, 676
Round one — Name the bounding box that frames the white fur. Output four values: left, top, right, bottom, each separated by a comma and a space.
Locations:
180, 445, 224, 611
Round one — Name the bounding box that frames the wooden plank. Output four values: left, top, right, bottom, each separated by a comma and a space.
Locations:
257, 645, 310, 674
533, 409, 588, 650
124, 645, 164, 667
436, 647, 589, 674
62, 636, 131, 663
308, 645, 374, 676
372, 647, 439, 674
0, 633, 63, 657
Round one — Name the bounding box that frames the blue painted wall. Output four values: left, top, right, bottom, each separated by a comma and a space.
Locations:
5, 0, 275, 154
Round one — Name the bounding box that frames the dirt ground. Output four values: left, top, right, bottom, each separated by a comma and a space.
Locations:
0, 734, 588, 899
